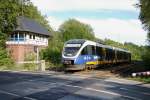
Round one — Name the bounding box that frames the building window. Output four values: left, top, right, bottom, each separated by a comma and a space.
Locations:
15, 33, 18, 41
40, 36, 42, 40
33, 35, 35, 39
29, 34, 32, 39
24, 33, 26, 40
19, 34, 24, 41
10, 34, 14, 41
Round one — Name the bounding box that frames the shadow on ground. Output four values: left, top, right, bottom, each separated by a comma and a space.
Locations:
0, 71, 147, 100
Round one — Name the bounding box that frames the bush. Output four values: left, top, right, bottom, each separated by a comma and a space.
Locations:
0, 48, 14, 70
141, 47, 150, 70
23, 52, 37, 71
40, 32, 64, 67
40, 46, 62, 65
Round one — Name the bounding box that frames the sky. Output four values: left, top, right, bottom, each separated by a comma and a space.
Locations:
31, 0, 147, 45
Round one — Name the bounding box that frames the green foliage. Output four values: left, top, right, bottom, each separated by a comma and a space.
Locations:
104, 39, 124, 48
141, 46, 150, 69
124, 42, 143, 60
139, 0, 150, 35
59, 19, 95, 42
138, 0, 150, 66
0, 0, 52, 33
0, 32, 14, 69
23, 52, 37, 71
0, 0, 52, 69
104, 39, 143, 60
0, 32, 7, 48
0, 0, 18, 33
40, 32, 64, 66
131, 77, 150, 83
0, 48, 14, 67
94, 38, 105, 44
21, 1, 52, 32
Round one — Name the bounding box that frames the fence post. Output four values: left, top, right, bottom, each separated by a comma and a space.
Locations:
39, 60, 45, 71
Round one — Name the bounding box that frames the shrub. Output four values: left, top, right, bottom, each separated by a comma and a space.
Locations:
141, 47, 150, 70
23, 52, 37, 71
0, 48, 14, 70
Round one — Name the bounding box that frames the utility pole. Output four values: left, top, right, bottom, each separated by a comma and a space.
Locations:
21, 0, 24, 16
36, 47, 39, 63
36, 46, 40, 71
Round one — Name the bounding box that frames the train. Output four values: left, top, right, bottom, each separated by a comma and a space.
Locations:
62, 39, 131, 70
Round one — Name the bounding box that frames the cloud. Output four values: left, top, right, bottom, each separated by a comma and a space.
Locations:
31, 0, 146, 45
76, 18, 147, 45
31, 0, 138, 13
47, 16, 147, 45
47, 16, 63, 30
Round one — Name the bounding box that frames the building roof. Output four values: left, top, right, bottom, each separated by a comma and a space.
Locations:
14, 16, 51, 36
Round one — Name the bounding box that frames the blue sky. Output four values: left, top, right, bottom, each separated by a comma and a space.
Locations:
31, 0, 147, 45
47, 10, 138, 20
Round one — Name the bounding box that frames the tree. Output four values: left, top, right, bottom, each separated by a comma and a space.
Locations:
0, 0, 52, 33
138, 0, 150, 67
104, 39, 143, 60
0, 0, 52, 68
40, 31, 64, 65
0, 32, 13, 67
59, 19, 95, 42
0, 32, 7, 48
124, 42, 143, 60
139, 0, 150, 41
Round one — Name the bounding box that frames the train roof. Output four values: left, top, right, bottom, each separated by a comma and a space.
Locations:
85, 40, 131, 53
66, 39, 86, 44
65, 39, 131, 53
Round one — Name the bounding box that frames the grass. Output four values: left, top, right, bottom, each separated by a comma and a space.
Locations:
129, 77, 150, 83
46, 62, 65, 71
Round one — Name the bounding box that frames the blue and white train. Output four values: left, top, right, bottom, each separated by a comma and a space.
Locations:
62, 39, 131, 70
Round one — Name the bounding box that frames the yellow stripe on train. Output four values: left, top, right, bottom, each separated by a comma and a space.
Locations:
86, 61, 105, 65
86, 61, 98, 65
86, 60, 117, 65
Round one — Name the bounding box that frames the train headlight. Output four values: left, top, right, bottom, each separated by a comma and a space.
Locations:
63, 60, 72, 64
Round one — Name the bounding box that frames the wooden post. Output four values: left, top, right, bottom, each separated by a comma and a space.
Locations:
40, 60, 45, 71
36, 47, 39, 63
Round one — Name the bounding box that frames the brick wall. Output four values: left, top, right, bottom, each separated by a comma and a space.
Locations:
6, 44, 45, 62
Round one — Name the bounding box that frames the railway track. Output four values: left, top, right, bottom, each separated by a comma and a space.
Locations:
64, 61, 146, 78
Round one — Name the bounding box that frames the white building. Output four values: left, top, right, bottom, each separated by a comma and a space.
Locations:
6, 16, 52, 62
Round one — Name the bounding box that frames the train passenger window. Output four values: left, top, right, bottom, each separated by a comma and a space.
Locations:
96, 46, 102, 55
112, 50, 115, 60
105, 48, 111, 60
92, 46, 96, 55
96, 46, 105, 60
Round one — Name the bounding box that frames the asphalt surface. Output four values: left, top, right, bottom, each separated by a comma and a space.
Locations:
0, 71, 149, 100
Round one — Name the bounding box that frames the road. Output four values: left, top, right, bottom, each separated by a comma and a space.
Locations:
0, 71, 149, 100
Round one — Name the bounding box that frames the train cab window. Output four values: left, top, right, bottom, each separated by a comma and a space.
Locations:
87, 45, 92, 55
81, 45, 95, 55
81, 46, 88, 55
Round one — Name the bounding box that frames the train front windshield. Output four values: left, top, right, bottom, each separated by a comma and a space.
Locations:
63, 44, 81, 57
